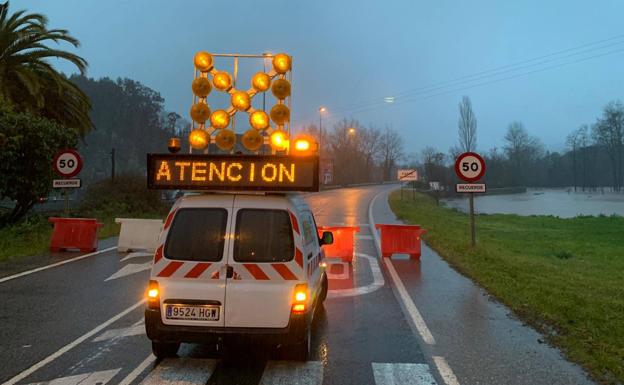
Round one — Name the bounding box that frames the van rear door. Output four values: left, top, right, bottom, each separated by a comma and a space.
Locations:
224, 196, 304, 328
155, 195, 233, 327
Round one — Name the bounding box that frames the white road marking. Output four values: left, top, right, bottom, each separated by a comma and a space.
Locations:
327, 253, 385, 298
0, 246, 118, 284
372, 363, 437, 385
382, 258, 435, 345
92, 323, 144, 342
140, 358, 217, 384
118, 354, 156, 385
432, 357, 460, 385
26, 368, 121, 385
260, 361, 323, 385
2, 300, 145, 385
368, 191, 435, 345
368, 189, 461, 385
121, 251, 153, 262
367, 191, 387, 256
105, 261, 152, 281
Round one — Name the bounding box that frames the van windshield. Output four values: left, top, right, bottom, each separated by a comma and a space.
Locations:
164, 208, 228, 262
234, 209, 294, 263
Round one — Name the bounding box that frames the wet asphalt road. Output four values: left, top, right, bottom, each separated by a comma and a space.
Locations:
0, 185, 595, 385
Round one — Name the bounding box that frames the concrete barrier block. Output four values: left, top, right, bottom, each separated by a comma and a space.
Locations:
115, 218, 163, 253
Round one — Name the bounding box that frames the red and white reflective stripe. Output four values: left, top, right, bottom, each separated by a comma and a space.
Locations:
243, 264, 270, 280
157, 261, 184, 277
163, 208, 177, 230
271, 263, 298, 280
154, 245, 164, 264
289, 210, 300, 235
228, 262, 299, 281
152, 258, 221, 279
184, 262, 211, 278
294, 248, 303, 269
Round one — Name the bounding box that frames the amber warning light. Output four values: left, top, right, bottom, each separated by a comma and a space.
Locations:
147, 154, 319, 192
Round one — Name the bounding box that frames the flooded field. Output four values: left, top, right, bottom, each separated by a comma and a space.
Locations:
443, 188, 624, 218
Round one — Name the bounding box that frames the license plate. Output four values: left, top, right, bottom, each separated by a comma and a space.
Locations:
165, 305, 220, 321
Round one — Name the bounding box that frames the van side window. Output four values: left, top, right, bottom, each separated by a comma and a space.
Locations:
234, 209, 294, 262
301, 211, 317, 246
164, 208, 228, 262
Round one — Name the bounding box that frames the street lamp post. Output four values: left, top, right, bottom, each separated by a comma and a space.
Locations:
318, 107, 326, 157
318, 107, 327, 185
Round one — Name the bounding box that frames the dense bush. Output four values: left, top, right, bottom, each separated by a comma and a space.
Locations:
80, 174, 168, 216
0, 108, 79, 225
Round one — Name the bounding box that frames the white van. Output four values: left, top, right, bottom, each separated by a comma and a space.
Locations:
145, 193, 332, 360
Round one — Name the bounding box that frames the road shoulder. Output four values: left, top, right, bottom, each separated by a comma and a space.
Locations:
370, 188, 595, 385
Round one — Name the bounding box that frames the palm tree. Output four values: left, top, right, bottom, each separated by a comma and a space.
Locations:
0, 2, 91, 134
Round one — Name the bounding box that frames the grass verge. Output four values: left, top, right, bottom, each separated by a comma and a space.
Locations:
389, 190, 624, 384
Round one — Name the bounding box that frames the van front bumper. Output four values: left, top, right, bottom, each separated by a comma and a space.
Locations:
145, 308, 308, 344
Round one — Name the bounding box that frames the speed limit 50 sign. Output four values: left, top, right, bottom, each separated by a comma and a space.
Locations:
455, 152, 486, 182
53, 149, 83, 178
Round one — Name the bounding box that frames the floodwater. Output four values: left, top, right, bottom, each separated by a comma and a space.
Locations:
443, 188, 624, 218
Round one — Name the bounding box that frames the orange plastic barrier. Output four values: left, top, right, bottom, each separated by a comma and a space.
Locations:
375, 224, 427, 259
317, 226, 360, 263
49, 217, 104, 253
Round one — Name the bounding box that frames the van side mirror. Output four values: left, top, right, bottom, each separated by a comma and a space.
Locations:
320, 231, 333, 246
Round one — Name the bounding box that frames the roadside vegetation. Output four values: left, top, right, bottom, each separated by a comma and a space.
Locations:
0, 175, 170, 262
389, 190, 624, 384
0, 2, 92, 226
0, 3, 172, 262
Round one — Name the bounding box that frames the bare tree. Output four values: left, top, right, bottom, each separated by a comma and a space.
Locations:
504, 121, 544, 186
592, 101, 624, 192
448, 144, 462, 162
421, 147, 445, 182
378, 126, 403, 181
357, 126, 382, 182
326, 119, 368, 184
458, 96, 477, 152
577, 125, 592, 190
566, 128, 581, 192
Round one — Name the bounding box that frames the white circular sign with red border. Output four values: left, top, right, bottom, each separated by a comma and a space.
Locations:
455, 152, 486, 182
53, 149, 83, 178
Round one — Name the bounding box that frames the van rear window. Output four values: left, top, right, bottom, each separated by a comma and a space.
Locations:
234, 209, 294, 263
164, 208, 228, 262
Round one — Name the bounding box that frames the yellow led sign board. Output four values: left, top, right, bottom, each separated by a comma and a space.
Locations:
147, 154, 319, 192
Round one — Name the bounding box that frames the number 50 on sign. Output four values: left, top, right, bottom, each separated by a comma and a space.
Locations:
454, 152, 486, 183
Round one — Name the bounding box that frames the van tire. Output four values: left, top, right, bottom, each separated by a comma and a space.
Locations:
152, 341, 180, 359
319, 273, 328, 304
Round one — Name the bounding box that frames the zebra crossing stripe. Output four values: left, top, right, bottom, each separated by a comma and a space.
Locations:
140, 358, 217, 384
372, 363, 437, 385
259, 361, 323, 385
26, 369, 121, 385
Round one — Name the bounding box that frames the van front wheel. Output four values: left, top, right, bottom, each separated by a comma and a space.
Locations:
152, 341, 180, 359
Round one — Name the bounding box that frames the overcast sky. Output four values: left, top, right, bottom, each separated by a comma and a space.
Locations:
24, 0, 624, 156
